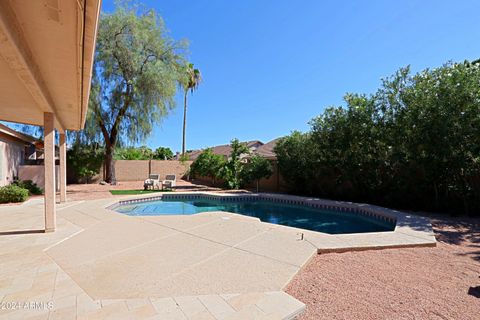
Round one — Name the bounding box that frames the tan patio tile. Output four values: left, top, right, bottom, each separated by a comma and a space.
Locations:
141, 214, 218, 232
36, 263, 58, 274
0, 309, 49, 320
150, 297, 187, 320
152, 249, 298, 297
46, 215, 176, 269
49, 305, 77, 320
174, 296, 210, 318
225, 293, 267, 311
52, 277, 84, 299
186, 218, 270, 246
77, 301, 129, 320
254, 292, 305, 320
219, 294, 240, 301
198, 295, 236, 319
62, 233, 228, 299
124, 303, 157, 319
257, 313, 284, 320
76, 293, 101, 317
48, 295, 76, 320
59, 208, 102, 228
100, 299, 124, 307
235, 229, 317, 267
223, 304, 266, 320
22, 312, 51, 320
188, 311, 216, 320
125, 298, 151, 310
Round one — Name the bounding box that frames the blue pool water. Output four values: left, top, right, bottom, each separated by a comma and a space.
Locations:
115, 198, 395, 234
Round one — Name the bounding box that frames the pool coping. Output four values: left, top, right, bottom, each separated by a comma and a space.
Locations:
106, 192, 437, 253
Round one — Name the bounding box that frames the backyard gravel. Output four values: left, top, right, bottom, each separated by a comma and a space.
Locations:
286, 216, 480, 320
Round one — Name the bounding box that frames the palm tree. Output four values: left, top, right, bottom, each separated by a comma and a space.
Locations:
182, 63, 201, 155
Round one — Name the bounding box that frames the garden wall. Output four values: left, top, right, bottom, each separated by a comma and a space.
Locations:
110, 160, 192, 181
245, 161, 287, 192
194, 161, 287, 193
18, 165, 59, 191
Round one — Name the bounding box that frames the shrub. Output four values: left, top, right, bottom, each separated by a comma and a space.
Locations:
12, 180, 43, 195
67, 144, 104, 183
275, 60, 480, 214
0, 185, 29, 203
220, 139, 250, 189
190, 148, 225, 185
153, 147, 174, 160
242, 155, 273, 192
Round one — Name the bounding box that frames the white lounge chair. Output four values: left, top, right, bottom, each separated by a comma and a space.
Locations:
144, 174, 161, 190
162, 174, 176, 189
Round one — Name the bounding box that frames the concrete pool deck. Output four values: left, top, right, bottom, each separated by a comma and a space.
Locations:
0, 192, 436, 319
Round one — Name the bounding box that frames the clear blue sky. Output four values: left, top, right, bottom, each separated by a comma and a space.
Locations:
101, 0, 480, 152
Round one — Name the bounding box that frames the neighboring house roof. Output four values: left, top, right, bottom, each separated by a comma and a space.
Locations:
0, 123, 37, 144
0, 123, 60, 160
187, 140, 264, 161
252, 138, 280, 160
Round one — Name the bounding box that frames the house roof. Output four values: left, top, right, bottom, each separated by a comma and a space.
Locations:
187, 140, 264, 161
253, 138, 280, 159
0, 123, 37, 144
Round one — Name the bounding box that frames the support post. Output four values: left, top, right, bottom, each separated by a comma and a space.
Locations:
44, 112, 56, 232
59, 132, 67, 203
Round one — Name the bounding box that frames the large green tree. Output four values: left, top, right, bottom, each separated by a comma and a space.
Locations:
153, 146, 174, 160
181, 63, 202, 155
243, 155, 273, 192
276, 60, 480, 214
86, 3, 188, 183
221, 139, 250, 189
190, 148, 225, 185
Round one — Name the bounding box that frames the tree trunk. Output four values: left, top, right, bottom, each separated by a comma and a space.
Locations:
182, 90, 188, 155
256, 180, 259, 193
105, 145, 116, 185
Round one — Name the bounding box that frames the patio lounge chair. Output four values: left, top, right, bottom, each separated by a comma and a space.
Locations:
162, 174, 176, 189
144, 174, 161, 190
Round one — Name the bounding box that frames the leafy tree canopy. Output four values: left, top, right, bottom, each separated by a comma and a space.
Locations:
243, 155, 273, 192
220, 139, 250, 189
84, 1, 189, 182
153, 146, 174, 160
275, 60, 480, 214
190, 148, 225, 184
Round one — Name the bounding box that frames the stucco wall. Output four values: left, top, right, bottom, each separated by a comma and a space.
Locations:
150, 160, 192, 180
111, 160, 192, 181
18, 165, 60, 191
194, 161, 287, 193
245, 161, 287, 192
0, 135, 25, 186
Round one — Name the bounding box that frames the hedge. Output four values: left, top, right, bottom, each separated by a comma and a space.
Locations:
0, 185, 29, 203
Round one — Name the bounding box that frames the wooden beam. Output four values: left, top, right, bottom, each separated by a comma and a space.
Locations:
0, 1, 66, 132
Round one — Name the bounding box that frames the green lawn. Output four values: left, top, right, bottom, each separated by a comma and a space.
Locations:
109, 189, 172, 195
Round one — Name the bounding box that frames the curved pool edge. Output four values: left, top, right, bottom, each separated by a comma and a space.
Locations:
106, 191, 437, 253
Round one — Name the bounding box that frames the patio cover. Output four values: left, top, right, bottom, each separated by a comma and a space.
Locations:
0, 0, 100, 130
0, 0, 101, 232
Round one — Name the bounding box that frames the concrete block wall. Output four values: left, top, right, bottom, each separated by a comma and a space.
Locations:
112, 160, 192, 181
194, 161, 287, 193
150, 160, 192, 180
113, 160, 149, 181
18, 165, 60, 191
246, 161, 287, 192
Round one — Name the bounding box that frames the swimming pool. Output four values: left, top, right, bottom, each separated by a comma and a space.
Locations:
114, 195, 395, 234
